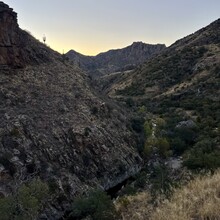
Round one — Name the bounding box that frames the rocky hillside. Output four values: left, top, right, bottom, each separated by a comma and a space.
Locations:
110, 19, 220, 99
116, 170, 220, 220
0, 2, 60, 69
0, 2, 142, 218
66, 42, 166, 78
109, 19, 220, 116
106, 19, 220, 171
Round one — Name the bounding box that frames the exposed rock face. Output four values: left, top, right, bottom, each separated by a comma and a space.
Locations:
0, 2, 21, 68
66, 42, 166, 78
0, 2, 142, 218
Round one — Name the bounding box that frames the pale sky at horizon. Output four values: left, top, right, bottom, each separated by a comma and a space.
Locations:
3, 0, 220, 55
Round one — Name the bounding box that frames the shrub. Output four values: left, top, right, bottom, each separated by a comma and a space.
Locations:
115, 192, 152, 220
131, 117, 144, 133
144, 121, 152, 138
143, 138, 155, 158
175, 126, 197, 146
134, 171, 148, 188
117, 170, 220, 220
184, 139, 220, 170
155, 138, 170, 158
170, 137, 186, 155
151, 164, 172, 194
0, 178, 49, 220
70, 189, 119, 220
150, 170, 220, 220
138, 105, 146, 113
120, 185, 137, 196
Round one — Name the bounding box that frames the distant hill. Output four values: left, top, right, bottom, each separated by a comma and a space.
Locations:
66, 42, 166, 77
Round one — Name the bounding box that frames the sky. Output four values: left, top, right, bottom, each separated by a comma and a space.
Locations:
3, 0, 220, 55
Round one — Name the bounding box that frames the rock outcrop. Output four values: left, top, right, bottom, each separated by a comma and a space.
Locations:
0, 1, 61, 69
0, 1, 22, 68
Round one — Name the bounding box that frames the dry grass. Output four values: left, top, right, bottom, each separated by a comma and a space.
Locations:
116, 170, 220, 220
115, 191, 154, 220
151, 170, 220, 220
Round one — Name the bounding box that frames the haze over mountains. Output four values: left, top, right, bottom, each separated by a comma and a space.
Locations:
0, 1, 220, 219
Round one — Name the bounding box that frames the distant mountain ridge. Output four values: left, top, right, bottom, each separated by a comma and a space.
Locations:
109, 18, 220, 99
66, 42, 166, 77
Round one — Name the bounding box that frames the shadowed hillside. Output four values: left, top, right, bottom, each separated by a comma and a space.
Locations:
0, 2, 142, 218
